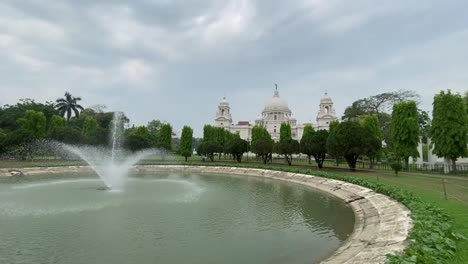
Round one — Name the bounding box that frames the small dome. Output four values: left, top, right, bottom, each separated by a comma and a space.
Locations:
321, 93, 333, 103
263, 90, 291, 113
220, 96, 229, 106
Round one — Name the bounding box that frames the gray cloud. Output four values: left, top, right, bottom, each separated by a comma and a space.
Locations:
1, 0, 467, 136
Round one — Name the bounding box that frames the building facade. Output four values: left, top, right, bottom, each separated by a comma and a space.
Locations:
214, 89, 338, 142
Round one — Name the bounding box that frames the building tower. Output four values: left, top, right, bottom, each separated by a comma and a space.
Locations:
214, 96, 232, 129
316, 93, 338, 130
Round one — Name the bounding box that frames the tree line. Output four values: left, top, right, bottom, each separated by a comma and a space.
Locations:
196, 90, 468, 172
1, 90, 466, 171
0, 92, 195, 160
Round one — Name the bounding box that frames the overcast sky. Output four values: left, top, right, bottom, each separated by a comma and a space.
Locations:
1, 0, 467, 136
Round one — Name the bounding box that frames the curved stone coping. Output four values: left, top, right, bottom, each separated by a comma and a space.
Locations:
0, 165, 412, 264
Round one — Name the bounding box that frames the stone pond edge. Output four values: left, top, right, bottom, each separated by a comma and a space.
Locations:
0, 165, 413, 264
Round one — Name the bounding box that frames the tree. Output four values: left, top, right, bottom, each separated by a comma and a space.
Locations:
342, 90, 420, 148
48, 115, 66, 133
300, 125, 315, 164
158, 123, 172, 151
301, 129, 329, 168
430, 90, 468, 172
199, 125, 222, 161
0, 99, 57, 131
18, 110, 47, 139
362, 115, 382, 168
277, 123, 299, 165
327, 121, 366, 171
213, 127, 227, 159
55, 92, 84, 122
418, 110, 431, 144
48, 126, 84, 145
327, 120, 341, 165
251, 125, 273, 164
391, 101, 420, 170
82, 116, 99, 144
225, 134, 248, 162
124, 126, 154, 152
180, 126, 193, 161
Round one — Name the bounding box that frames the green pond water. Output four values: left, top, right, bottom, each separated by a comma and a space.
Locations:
0, 173, 354, 264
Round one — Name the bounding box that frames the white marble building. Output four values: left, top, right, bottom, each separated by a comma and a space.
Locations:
214, 88, 338, 142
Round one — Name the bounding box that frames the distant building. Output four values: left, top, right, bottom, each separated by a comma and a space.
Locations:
214, 88, 338, 142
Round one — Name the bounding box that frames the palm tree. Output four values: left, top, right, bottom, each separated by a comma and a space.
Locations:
55, 92, 84, 122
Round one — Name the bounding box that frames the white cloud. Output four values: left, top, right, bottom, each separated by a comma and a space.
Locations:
194, 0, 258, 44
117, 58, 156, 83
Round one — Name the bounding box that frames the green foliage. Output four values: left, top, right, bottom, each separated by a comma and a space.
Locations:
225, 134, 248, 162
430, 90, 468, 172
199, 125, 223, 161
329, 120, 340, 132
279, 122, 292, 141
18, 110, 47, 139
55, 92, 84, 121
82, 116, 99, 144
300, 125, 315, 164
362, 115, 382, 168
124, 126, 154, 152
0, 99, 57, 132
251, 125, 273, 164
327, 120, 366, 171
392, 101, 420, 169
158, 123, 172, 151
302, 124, 314, 136
304, 129, 329, 168
147, 120, 163, 134
180, 126, 193, 161
418, 110, 431, 144
48, 126, 84, 145
48, 115, 66, 133
277, 123, 298, 165
390, 162, 403, 176
342, 91, 420, 149
276, 138, 299, 166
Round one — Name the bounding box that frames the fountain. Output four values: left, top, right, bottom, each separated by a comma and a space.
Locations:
59, 112, 158, 190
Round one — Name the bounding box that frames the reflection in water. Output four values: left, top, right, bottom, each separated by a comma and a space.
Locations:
0, 173, 354, 264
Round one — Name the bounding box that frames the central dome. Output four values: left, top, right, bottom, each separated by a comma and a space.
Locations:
263, 89, 291, 113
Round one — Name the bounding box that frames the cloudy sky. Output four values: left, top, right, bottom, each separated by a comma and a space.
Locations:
1, 0, 467, 136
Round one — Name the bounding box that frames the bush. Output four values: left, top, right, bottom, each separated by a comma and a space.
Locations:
390, 162, 403, 176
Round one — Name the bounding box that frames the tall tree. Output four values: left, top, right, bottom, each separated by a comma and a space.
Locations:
147, 120, 162, 133
300, 125, 315, 164
18, 110, 47, 139
302, 129, 329, 168
342, 90, 419, 148
277, 123, 299, 165
418, 110, 431, 144
82, 116, 99, 144
0, 99, 57, 131
199, 125, 223, 161
55, 92, 84, 122
362, 115, 382, 168
225, 133, 248, 162
251, 125, 273, 164
48, 115, 66, 134
391, 101, 420, 170
430, 90, 468, 172
179, 126, 193, 162
124, 126, 153, 152
327, 120, 341, 165
327, 121, 366, 171
158, 123, 173, 151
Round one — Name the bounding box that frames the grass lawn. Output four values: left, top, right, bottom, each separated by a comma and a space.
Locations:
1, 158, 467, 263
